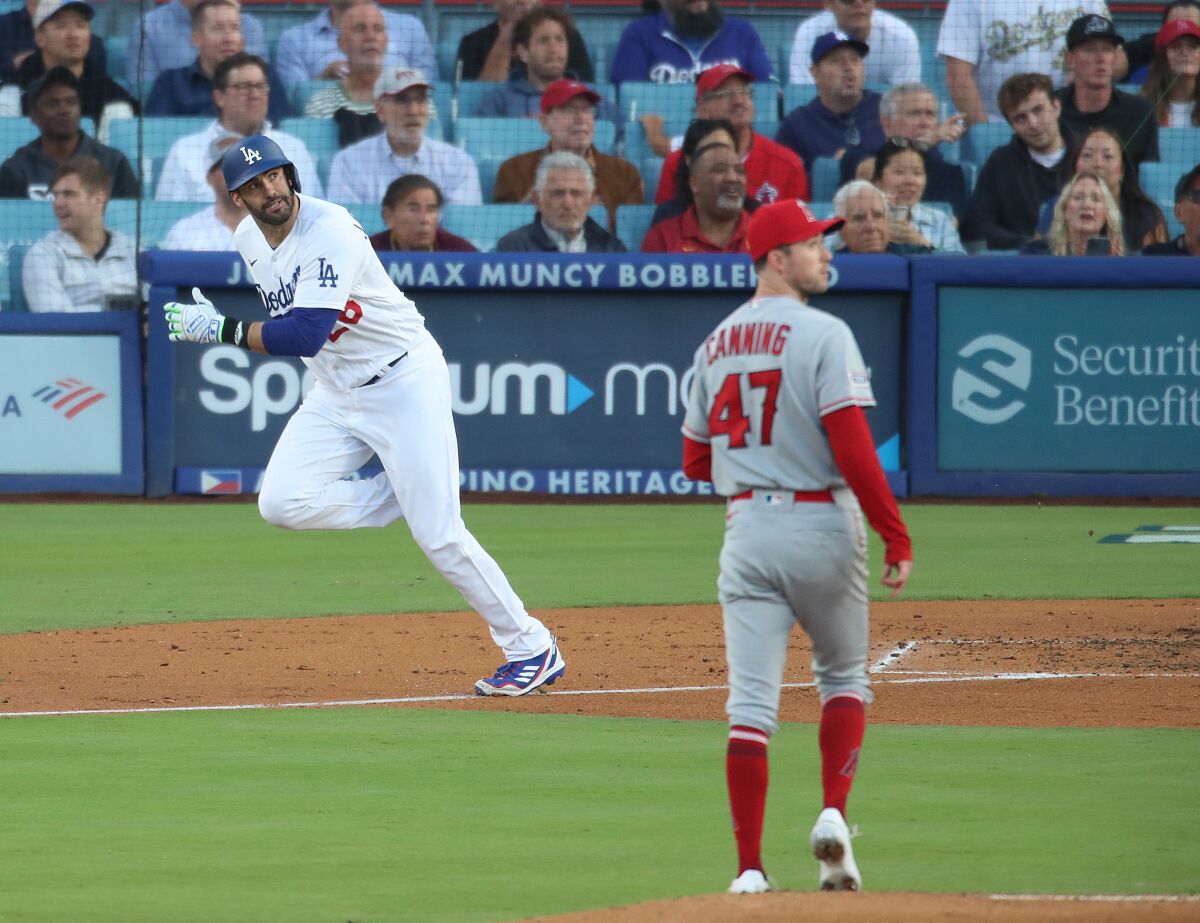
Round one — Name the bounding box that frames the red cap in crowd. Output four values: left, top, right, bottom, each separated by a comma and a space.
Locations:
695, 63, 754, 100
1156, 18, 1200, 52
541, 79, 601, 114
747, 199, 844, 262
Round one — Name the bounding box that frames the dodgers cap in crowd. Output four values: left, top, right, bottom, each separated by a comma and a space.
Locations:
1156, 18, 1200, 52
811, 30, 869, 65
541, 79, 600, 114
32, 0, 92, 29
747, 199, 844, 262
1066, 14, 1124, 50
221, 134, 300, 194
695, 64, 755, 99
374, 67, 432, 100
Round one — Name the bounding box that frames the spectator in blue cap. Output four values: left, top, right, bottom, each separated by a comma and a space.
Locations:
776, 31, 885, 178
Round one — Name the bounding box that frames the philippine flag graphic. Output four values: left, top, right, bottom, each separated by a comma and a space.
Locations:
31, 377, 108, 419
201, 470, 243, 495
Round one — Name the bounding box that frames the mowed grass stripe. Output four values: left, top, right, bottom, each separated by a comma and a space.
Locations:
3, 503, 1199, 633
0, 710, 1196, 922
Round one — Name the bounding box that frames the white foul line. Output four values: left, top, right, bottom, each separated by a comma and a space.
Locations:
870, 640, 917, 673
1, 670, 1198, 719
991, 894, 1200, 903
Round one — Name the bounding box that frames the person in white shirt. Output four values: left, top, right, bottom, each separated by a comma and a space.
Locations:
156, 52, 323, 201
327, 68, 481, 205
160, 135, 246, 250
790, 0, 920, 86
273, 0, 433, 88
23, 155, 137, 312
937, 0, 1112, 125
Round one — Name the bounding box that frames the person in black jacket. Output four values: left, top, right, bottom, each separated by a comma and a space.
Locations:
496, 151, 625, 252
0, 0, 105, 84
0, 67, 139, 199
1144, 164, 1200, 254
455, 0, 593, 82
964, 73, 1071, 250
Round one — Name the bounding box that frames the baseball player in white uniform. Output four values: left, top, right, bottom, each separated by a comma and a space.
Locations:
681, 199, 913, 894
162, 135, 565, 697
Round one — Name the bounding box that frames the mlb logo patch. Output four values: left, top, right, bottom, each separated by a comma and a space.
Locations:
201, 470, 243, 495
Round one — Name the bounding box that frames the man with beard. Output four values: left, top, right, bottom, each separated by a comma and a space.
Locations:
610, 0, 773, 84
161, 135, 568, 698
777, 31, 884, 178
642, 139, 751, 251
0, 66, 138, 199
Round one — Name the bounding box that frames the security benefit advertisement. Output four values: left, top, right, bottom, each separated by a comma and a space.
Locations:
938, 287, 1200, 471
0, 334, 123, 475
170, 284, 904, 495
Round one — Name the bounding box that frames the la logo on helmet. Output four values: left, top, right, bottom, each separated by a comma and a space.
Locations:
241, 146, 262, 165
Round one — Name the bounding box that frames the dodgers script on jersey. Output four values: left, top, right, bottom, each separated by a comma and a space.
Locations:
682, 295, 876, 497
235, 195, 430, 391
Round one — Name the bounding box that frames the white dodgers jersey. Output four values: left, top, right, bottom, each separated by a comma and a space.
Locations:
235, 194, 430, 391
682, 295, 876, 497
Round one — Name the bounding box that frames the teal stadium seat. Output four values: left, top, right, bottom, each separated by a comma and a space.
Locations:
617, 82, 695, 126
1, 203, 59, 310
290, 79, 336, 113
6, 244, 31, 313
616, 203, 657, 251
0, 116, 96, 158
782, 84, 818, 114
1156, 126, 1200, 167
1139, 161, 1186, 238
961, 121, 1012, 166
455, 80, 505, 120
107, 201, 211, 249
810, 157, 841, 201
278, 117, 339, 185
107, 116, 211, 196
438, 38, 461, 82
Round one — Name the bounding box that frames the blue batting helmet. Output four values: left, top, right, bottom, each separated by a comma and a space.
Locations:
221, 134, 301, 194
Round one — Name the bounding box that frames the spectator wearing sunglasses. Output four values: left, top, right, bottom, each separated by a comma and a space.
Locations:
776, 31, 884, 178
1143, 164, 1200, 254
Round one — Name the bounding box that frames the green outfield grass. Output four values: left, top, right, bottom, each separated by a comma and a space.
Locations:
1, 502, 1198, 633
1, 710, 1196, 923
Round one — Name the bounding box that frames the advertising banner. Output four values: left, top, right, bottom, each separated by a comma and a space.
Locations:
144, 253, 909, 496
0, 334, 123, 474
938, 287, 1200, 472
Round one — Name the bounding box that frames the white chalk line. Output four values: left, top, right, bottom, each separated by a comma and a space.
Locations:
870, 640, 917, 673
990, 894, 1200, 903
2, 669, 1197, 719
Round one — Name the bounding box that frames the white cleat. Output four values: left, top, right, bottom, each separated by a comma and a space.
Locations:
728, 868, 772, 894
810, 807, 862, 892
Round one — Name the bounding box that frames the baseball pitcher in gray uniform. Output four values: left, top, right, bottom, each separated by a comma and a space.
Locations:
681, 199, 913, 895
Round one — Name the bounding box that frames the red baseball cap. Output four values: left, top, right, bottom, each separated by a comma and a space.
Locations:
695, 63, 754, 100
541, 79, 601, 114
1156, 18, 1200, 52
747, 199, 844, 262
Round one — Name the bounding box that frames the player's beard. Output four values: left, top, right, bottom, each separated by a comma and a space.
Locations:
670, 1, 723, 38
252, 189, 296, 227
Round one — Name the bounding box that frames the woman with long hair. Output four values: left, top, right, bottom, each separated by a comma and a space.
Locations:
1037, 126, 1168, 251
1141, 18, 1200, 127
870, 140, 965, 253
1021, 172, 1125, 255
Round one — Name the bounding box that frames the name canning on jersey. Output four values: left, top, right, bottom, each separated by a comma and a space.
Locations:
705, 322, 791, 365
257, 263, 302, 316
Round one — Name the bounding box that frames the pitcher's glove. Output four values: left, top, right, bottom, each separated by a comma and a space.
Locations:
164, 287, 227, 344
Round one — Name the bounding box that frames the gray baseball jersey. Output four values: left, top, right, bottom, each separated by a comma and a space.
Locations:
683, 293, 878, 733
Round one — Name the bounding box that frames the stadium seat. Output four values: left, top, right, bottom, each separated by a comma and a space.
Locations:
1157, 126, 1200, 166
5, 244, 31, 313
782, 84, 818, 114
754, 81, 783, 122
290, 79, 336, 113
107, 116, 212, 195
809, 157, 841, 201
454, 81, 505, 120
1140, 161, 1185, 237
278, 117, 340, 164
961, 121, 1012, 166
437, 37, 460, 83
616, 203, 657, 250
107, 201, 211, 249
1, 203, 59, 310
617, 82, 695, 126
0, 116, 97, 159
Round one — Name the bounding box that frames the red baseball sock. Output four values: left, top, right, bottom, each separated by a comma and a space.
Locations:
726, 725, 770, 874
819, 695, 866, 816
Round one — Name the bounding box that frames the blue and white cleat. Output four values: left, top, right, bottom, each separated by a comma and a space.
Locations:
474, 639, 566, 696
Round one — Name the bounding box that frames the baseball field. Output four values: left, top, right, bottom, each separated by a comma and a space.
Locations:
1, 499, 1197, 922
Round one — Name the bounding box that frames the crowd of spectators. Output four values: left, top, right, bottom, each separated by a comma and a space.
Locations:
3, 0, 1200, 312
